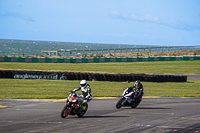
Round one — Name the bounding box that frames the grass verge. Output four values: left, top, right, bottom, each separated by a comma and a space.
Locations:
0, 60, 200, 74
0, 79, 200, 99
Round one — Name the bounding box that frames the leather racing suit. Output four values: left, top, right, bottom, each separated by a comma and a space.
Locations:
72, 84, 92, 102
131, 83, 144, 101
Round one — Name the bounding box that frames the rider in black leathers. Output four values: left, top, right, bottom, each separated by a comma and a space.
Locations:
130, 80, 144, 106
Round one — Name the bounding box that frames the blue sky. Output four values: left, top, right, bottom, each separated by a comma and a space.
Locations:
0, 0, 200, 46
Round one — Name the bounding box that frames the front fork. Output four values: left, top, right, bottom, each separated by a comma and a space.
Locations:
121, 97, 126, 105
66, 103, 72, 114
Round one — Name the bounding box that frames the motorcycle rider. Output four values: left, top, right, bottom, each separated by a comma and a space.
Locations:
71, 80, 92, 110
131, 80, 144, 106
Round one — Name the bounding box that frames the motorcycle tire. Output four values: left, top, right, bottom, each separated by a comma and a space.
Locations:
77, 103, 88, 117
61, 104, 70, 118
116, 99, 124, 109
131, 100, 141, 108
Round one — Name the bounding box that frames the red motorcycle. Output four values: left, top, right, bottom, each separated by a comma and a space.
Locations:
61, 91, 88, 118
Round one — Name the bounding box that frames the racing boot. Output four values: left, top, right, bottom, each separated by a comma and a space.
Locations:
82, 101, 86, 111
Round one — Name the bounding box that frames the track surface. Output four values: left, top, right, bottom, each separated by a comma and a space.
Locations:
0, 98, 200, 133
178, 74, 200, 80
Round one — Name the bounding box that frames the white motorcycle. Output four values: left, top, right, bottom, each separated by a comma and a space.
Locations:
116, 87, 142, 109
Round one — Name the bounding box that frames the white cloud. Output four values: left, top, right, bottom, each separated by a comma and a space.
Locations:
111, 11, 159, 22
110, 11, 200, 31
130, 14, 159, 22
0, 12, 36, 22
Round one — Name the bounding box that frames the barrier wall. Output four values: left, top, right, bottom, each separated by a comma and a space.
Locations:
0, 70, 187, 82
0, 55, 200, 63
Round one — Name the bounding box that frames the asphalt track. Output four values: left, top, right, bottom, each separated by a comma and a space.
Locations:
0, 98, 200, 133
178, 74, 200, 80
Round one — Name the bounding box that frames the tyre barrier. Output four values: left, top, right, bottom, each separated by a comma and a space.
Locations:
0, 70, 187, 82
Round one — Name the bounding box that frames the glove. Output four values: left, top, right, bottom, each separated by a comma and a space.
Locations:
69, 90, 75, 93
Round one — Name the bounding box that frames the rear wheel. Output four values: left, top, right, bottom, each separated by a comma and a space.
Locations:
61, 104, 70, 118
116, 99, 124, 109
131, 103, 136, 108
131, 99, 141, 108
77, 103, 88, 117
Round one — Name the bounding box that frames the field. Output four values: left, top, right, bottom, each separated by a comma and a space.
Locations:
0, 60, 200, 74
0, 79, 200, 99
0, 60, 200, 99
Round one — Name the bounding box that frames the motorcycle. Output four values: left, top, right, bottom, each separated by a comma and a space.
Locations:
61, 91, 88, 118
116, 87, 142, 109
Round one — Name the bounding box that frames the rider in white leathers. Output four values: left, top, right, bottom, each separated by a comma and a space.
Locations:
71, 80, 92, 110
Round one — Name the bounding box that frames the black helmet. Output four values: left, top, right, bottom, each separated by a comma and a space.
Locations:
135, 80, 141, 88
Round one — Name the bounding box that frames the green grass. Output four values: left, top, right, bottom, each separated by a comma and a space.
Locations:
0, 79, 200, 99
0, 60, 200, 74
1, 60, 200, 99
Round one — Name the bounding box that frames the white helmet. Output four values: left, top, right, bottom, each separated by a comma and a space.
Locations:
80, 80, 87, 88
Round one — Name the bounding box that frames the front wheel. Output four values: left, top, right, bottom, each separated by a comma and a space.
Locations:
116, 98, 124, 109
61, 104, 70, 118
